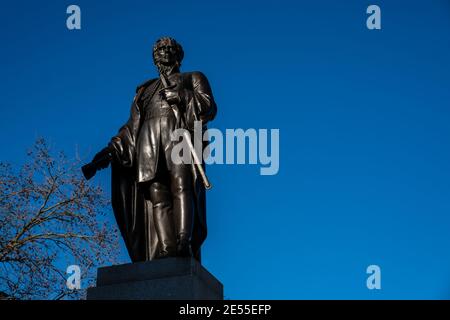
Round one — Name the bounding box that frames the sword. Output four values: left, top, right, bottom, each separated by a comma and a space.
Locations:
159, 69, 212, 190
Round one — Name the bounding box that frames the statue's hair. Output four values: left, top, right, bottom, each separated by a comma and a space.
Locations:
152, 37, 184, 68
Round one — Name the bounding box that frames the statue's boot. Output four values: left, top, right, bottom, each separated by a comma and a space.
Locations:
150, 182, 177, 258
176, 233, 192, 257
153, 202, 177, 258
171, 165, 194, 257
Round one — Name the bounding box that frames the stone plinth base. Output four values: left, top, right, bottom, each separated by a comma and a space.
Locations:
86, 257, 223, 300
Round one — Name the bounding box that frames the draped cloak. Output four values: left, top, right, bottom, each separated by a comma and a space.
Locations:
109, 71, 217, 262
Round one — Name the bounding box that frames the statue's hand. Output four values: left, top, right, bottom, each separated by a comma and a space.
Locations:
160, 84, 183, 106
92, 145, 113, 169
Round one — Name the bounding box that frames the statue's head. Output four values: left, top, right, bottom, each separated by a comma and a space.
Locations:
152, 37, 184, 70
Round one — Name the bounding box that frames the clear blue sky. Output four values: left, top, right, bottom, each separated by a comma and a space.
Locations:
1, 0, 450, 299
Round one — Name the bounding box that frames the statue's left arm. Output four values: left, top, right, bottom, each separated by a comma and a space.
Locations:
182, 72, 217, 129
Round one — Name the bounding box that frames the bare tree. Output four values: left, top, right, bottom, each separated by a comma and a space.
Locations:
0, 138, 120, 299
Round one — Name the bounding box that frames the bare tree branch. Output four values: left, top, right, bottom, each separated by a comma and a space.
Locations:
0, 138, 120, 299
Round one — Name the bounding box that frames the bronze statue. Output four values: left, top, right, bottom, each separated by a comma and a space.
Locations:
83, 37, 217, 262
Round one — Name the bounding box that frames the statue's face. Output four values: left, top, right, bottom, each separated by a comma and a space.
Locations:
154, 41, 178, 66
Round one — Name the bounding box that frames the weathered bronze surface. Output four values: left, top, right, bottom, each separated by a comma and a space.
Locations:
84, 37, 217, 261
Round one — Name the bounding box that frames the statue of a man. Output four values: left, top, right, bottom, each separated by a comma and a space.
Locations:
90, 37, 217, 262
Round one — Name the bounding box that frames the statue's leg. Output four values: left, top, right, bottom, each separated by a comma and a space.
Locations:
170, 164, 194, 257
149, 181, 176, 258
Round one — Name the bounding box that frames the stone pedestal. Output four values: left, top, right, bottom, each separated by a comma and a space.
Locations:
86, 257, 223, 300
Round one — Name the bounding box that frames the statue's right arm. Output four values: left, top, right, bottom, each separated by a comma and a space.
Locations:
108, 95, 142, 168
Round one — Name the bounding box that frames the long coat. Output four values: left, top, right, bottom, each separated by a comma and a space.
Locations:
109, 71, 217, 261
